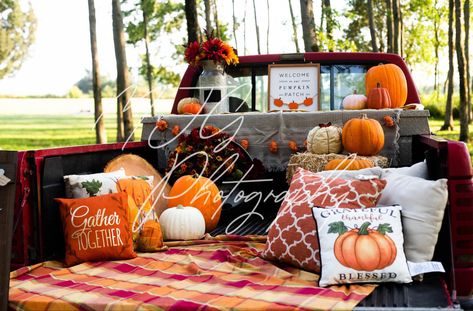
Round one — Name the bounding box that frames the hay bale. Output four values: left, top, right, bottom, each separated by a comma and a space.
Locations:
286, 153, 389, 183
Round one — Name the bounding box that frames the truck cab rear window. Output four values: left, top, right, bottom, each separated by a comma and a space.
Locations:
226, 64, 368, 112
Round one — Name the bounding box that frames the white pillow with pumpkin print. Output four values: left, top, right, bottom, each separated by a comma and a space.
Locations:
312, 205, 412, 287
64, 169, 126, 198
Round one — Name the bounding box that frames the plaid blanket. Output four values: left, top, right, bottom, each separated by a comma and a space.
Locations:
9, 236, 375, 310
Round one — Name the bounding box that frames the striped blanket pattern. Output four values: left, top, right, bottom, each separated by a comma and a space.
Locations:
9, 236, 375, 310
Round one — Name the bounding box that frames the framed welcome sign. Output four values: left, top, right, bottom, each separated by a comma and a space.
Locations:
268, 63, 320, 111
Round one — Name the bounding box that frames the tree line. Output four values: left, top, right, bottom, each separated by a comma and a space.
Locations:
1, 0, 471, 143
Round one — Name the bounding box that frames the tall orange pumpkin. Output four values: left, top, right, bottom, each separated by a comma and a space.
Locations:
342, 114, 385, 156
331, 221, 397, 271
365, 63, 407, 108
167, 176, 222, 232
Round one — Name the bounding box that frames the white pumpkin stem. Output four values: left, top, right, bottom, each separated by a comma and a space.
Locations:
353, 90, 357, 94
177, 204, 184, 209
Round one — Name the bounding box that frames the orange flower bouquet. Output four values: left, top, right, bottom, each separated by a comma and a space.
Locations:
184, 31, 239, 67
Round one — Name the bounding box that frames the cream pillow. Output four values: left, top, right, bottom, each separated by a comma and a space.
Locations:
317, 167, 383, 179
378, 171, 448, 262
383, 161, 428, 179
64, 169, 126, 198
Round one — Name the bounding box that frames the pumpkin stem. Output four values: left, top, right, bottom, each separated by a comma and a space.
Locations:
353, 90, 357, 94
360, 113, 368, 120
376, 82, 381, 88
319, 122, 332, 128
176, 204, 184, 209
358, 222, 371, 235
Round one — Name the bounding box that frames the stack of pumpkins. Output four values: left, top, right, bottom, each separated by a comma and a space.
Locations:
305, 114, 386, 172
342, 63, 407, 110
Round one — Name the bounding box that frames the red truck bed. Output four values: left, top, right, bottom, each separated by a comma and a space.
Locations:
1, 52, 473, 310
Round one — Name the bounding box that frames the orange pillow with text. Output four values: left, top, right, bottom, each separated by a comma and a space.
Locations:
55, 192, 136, 266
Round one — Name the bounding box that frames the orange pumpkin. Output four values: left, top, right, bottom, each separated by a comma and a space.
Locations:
367, 83, 392, 109
288, 101, 298, 110
365, 63, 407, 108
240, 139, 249, 150
172, 124, 181, 136
342, 114, 385, 156
181, 102, 202, 114
383, 115, 395, 127
274, 98, 284, 107
138, 220, 164, 252
156, 119, 168, 132
324, 158, 374, 171
167, 176, 222, 232
331, 222, 397, 271
269, 140, 279, 153
288, 140, 298, 153
303, 97, 313, 106
177, 97, 201, 114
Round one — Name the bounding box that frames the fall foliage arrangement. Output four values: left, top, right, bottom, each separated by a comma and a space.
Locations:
184, 31, 239, 67
166, 125, 263, 182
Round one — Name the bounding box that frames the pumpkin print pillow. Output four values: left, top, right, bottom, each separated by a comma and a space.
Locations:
262, 167, 386, 273
55, 192, 136, 266
64, 169, 126, 198
312, 205, 412, 287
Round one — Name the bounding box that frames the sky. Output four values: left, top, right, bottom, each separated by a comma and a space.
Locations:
0, 1, 352, 96
0, 1, 110, 95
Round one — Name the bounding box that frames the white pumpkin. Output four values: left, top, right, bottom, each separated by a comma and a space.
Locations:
159, 205, 206, 240
306, 123, 343, 154
342, 90, 367, 110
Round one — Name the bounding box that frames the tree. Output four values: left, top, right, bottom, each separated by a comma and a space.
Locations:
204, 0, 212, 34
88, 0, 107, 143
392, 0, 402, 55
288, 0, 300, 53
124, 0, 184, 116
0, 0, 36, 79
344, 0, 386, 52
386, 0, 393, 52
323, 0, 335, 51
367, 0, 378, 52
432, 0, 445, 92
300, 0, 319, 51
266, 0, 270, 53
112, 0, 134, 142
212, 0, 220, 38
252, 0, 261, 54
75, 70, 116, 94
243, 0, 248, 54
184, 0, 199, 44
455, 0, 469, 142
463, 0, 472, 123
441, 0, 455, 131
232, 0, 238, 51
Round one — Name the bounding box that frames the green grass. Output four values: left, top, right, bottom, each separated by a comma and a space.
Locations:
0, 114, 146, 150
429, 118, 473, 160
1, 115, 472, 165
